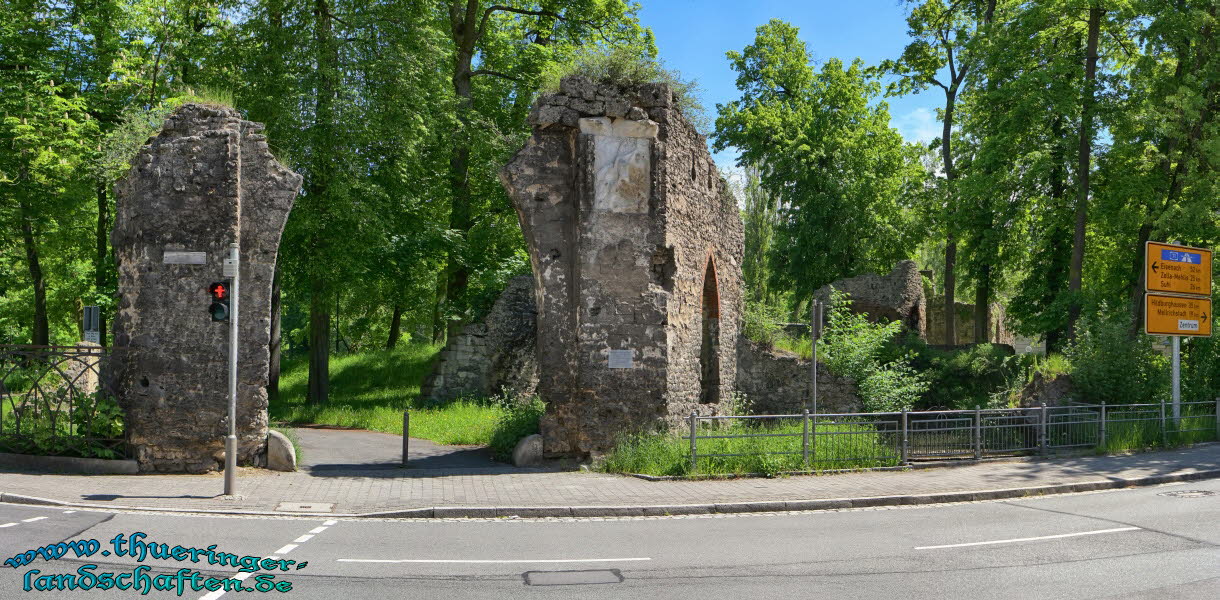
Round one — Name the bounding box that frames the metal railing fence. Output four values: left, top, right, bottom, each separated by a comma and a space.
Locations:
687, 399, 1220, 472
0, 345, 128, 459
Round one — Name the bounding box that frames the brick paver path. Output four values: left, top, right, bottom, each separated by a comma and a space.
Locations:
2, 439, 1218, 515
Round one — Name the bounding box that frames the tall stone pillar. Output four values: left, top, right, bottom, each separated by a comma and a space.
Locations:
501, 77, 744, 456
112, 104, 301, 473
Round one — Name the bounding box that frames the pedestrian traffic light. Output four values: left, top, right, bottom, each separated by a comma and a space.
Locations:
208, 282, 230, 322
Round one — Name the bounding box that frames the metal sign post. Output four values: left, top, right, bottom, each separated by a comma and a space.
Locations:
1143, 241, 1212, 435
224, 243, 239, 496
810, 299, 823, 415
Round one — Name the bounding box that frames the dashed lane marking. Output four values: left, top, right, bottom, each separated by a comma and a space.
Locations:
20, 516, 47, 523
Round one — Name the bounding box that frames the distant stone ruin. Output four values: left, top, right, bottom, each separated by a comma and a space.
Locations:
112, 104, 300, 473
813, 260, 926, 337
500, 76, 745, 456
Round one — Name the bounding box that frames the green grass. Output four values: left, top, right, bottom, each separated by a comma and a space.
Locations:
602, 419, 900, 477
271, 344, 541, 450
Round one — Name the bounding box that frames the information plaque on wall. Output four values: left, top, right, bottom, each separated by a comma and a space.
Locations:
608, 349, 634, 369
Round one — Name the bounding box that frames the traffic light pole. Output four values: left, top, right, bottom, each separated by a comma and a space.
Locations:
224, 243, 239, 496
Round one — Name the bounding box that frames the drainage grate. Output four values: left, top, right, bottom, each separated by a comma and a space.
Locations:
275, 502, 335, 512
523, 570, 623, 586
1158, 490, 1216, 498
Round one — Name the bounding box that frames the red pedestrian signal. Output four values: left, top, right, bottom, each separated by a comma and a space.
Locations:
208, 282, 230, 321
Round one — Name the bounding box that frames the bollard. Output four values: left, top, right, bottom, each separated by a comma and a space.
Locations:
689, 412, 698, 473
407, 409, 417, 465
802, 409, 810, 470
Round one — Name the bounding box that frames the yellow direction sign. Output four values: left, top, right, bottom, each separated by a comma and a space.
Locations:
1146, 241, 1212, 297
1145, 293, 1212, 337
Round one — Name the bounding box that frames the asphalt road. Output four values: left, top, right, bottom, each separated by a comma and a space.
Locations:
0, 479, 1218, 599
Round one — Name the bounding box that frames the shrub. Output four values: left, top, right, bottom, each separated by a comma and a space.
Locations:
1065, 310, 1169, 405
819, 288, 928, 412
487, 393, 546, 461
742, 300, 786, 348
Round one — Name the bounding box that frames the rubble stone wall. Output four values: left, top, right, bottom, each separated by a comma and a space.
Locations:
736, 340, 861, 415
420, 275, 538, 402
813, 260, 926, 337
501, 76, 744, 456
112, 104, 300, 473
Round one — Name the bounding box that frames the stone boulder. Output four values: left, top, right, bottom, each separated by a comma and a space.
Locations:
420, 275, 538, 402
814, 260, 925, 337
512, 434, 544, 467
265, 430, 296, 472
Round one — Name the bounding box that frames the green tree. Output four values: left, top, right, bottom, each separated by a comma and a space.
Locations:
715, 19, 923, 304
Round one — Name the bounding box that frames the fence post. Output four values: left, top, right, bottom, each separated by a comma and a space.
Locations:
407, 409, 417, 465
802, 409, 810, 470
1160, 398, 1168, 447
1099, 402, 1107, 451
900, 409, 909, 465
1039, 403, 1048, 457
689, 411, 698, 474
973, 406, 982, 460
1214, 397, 1220, 441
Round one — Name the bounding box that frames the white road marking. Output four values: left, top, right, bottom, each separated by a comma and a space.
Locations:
21, 516, 47, 523
272, 544, 298, 555
323, 520, 338, 526
0, 523, 15, 528
62, 511, 75, 514
293, 534, 314, 543
196, 522, 333, 600
308, 526, 327, 534
338, 557, 653, 564
915, 526, 1141, 550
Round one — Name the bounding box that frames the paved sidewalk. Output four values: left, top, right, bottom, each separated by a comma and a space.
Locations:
3, 439, 1220, 517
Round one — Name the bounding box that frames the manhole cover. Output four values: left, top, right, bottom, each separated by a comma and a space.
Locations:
1158, 490, 1216, 498
275, 502, 335, 512
523, 570, 623, 586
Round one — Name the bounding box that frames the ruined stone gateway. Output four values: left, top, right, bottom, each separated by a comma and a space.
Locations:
501, 77, 744, 456
112, 104, 300, 472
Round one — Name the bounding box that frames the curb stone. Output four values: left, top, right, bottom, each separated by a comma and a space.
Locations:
4, 468, 1220, 519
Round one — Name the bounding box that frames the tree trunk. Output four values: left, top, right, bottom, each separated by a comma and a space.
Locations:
442, 0, 479, 339
1066, 5, 1104, 342
942, 86, 959, 347
19, 199, 48, 347
268, 267, 282, 404
307, 279, 329, 406
974, 264, 991, 343
306, 0, 337, 405
94, 181, 109, 346
387, 304, 403, 350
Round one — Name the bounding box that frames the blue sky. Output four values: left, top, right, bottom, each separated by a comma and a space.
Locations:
636, 0, 943, 167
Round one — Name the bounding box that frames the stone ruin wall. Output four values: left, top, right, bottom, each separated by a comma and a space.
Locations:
501, 76, 743, 456
812, 260, 926, 337
112, 104, 300, 472
420, 275, 538, 402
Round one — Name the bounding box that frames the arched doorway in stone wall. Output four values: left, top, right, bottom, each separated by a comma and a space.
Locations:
700, 257, 721, 404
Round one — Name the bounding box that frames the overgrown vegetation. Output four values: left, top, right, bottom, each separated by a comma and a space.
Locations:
601, 419, 900, 477
539, 44, 708, 132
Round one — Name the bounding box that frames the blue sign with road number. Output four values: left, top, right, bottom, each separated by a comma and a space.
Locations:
1161, 249, 1201, 264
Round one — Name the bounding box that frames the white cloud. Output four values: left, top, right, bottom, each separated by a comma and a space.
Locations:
894, 107, 941, 144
